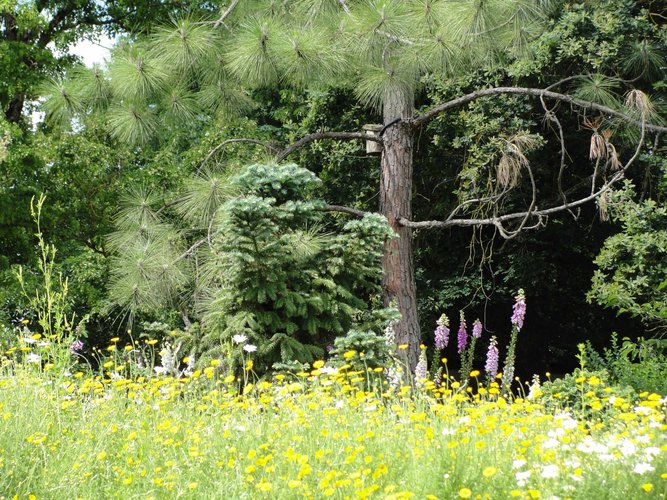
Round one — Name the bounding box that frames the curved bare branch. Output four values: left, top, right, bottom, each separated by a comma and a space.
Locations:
539, 93, 575, 217
213, 0, 240, 28
317, 204, 371, 218
400, 117, 647, 235
411, 86, 667, 133
199, 138, 279, 173
274, 131, 382, 163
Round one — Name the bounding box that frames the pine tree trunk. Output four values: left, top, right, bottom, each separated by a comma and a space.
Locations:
380, 86, 420, 372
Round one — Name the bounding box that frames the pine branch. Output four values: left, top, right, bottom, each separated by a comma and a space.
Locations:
213, 0, 241, 28
317, 205, 371, 218
401, 107, 650, 237
411, 86, 667, 133
199, 138, 279, 173
398, 156, 635, 233
274, 131, 382, 162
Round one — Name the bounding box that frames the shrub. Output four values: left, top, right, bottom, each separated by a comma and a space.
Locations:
581, 334, 667, 395
195, 163, 395, 373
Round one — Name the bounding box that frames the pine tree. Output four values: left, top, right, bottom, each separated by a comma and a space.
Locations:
45, 0, 666, 370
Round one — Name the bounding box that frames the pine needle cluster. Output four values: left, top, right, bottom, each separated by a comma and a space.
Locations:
41, 0, 550, 141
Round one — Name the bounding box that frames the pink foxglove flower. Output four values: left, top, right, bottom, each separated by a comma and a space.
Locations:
71, 339, 84, 353
485, 336, 499, 378
472, 319, 482, 339
511, 289, 526, 331
434, 314, 450, 350
457, 311, 468, 354
414, 348, 428, 380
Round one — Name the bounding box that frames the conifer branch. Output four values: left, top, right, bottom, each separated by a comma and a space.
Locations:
213, 0, 241, 28
175, 237, 209, 263
199, 138, 279, 172
339, 0, 351, 14
411, 87, 667, 133
401, 106, 649, 236
318, 204, 371, 218
275, 131, 382, 163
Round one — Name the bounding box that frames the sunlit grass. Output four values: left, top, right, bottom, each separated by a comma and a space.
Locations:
0, 358, 665, 499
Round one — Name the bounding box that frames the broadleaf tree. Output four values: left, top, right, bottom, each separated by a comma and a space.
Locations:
46, 0, 667, 370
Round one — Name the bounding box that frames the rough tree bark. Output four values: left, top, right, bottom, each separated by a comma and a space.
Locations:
380, 86, 420, 371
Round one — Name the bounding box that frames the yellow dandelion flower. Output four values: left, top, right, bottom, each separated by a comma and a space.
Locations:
641, 484, 653, 493
313, 360, 325, 369
482, 466, 497, 477
469, 370, 480, 377
257, 481, 272, 492
343, 350, 357, 359
96, 451, 107, 460
298, 463, 312, 479
459, 488, 472, 499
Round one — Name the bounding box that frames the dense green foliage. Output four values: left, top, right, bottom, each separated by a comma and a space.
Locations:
0, 0, 665, 377
582, 334, 667, 395
589, 182, 667, 328
187, 163, 394, 371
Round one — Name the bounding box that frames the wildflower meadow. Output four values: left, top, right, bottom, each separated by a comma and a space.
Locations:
3, 1, 667, 499
1, 327, 666, 499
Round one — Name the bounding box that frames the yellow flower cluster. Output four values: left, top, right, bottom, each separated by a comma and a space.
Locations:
0, 359, 665, 498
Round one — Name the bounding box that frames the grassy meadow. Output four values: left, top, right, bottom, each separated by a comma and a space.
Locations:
0, 350, 666, 499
